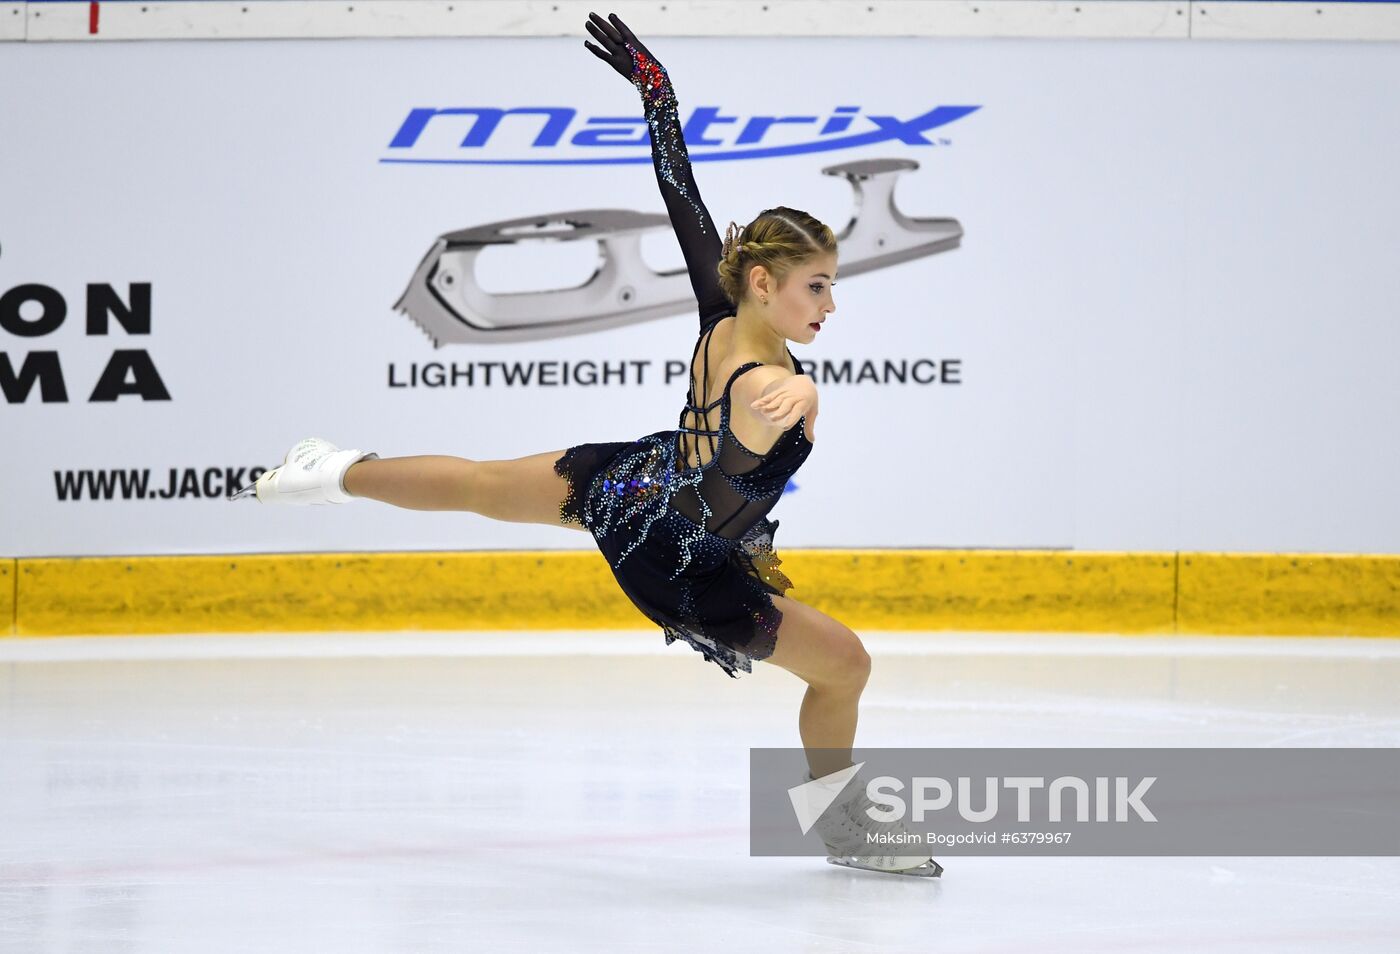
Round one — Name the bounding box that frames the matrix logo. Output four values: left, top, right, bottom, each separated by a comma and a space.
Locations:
381, 104, 980, 166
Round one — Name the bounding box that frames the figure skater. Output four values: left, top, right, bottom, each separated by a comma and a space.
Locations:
234, 12, 940, 877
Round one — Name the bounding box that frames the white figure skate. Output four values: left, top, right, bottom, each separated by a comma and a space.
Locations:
227, 438, 378, 505
807, 771, 944, 878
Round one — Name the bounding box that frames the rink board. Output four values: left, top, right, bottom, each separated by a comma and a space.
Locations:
8, 549, 1400, 638
5, 37, 1400, 559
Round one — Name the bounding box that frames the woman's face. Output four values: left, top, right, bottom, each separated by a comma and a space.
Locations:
754, 253, 838, 344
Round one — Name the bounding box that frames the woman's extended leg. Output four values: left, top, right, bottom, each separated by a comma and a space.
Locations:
760, 593, 872, 780
342, 449, 588, 532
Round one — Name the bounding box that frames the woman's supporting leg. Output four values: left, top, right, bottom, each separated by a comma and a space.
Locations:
342, 449, 588, 532
760, 593, 873, 780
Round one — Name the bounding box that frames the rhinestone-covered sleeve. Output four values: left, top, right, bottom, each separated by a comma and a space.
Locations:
626, 44, 734, 331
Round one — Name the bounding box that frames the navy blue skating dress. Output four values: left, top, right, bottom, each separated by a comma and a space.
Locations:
552, 47, 814, 678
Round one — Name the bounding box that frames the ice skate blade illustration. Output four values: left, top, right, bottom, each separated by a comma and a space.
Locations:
394, 209, 676, 347
826, 855, 944, 877
820, 157, 962, 278
394, 158, 961, 346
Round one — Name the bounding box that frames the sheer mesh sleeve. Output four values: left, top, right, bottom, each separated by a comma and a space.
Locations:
627, 44, 735, 332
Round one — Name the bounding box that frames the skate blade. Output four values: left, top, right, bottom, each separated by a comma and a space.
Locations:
227, 483, 258, 501
826, 856, 944, 878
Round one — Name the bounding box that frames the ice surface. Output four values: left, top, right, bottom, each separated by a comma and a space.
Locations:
2, 631, 1398, 953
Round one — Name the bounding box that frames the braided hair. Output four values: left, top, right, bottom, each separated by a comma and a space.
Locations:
716, 206, 837, 307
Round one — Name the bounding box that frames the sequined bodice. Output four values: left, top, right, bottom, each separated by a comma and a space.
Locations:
667, 321, 813, 540
674, 359, 811, 477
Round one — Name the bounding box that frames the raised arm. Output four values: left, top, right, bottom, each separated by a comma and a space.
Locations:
585, 13, 734, 332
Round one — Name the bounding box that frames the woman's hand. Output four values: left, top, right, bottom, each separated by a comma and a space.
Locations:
583, 12, 665, 90
751, 376, 818, 431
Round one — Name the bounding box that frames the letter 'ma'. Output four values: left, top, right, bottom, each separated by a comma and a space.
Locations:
389, 108, 576, 149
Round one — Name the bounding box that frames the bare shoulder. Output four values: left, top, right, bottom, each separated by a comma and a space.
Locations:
729, 362, 796, 401
727, 361, 806, 431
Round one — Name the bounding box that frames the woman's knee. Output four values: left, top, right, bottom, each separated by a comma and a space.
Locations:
812, 626, 871, 693
839, 630, 873, 691
765, 596, 871, 691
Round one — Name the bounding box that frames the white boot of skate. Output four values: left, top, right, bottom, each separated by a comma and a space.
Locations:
229, 438, 379, 505
806, 770, 944, 877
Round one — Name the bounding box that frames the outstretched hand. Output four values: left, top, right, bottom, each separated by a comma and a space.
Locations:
752, 376, 819, 432
583, 12, 664, 85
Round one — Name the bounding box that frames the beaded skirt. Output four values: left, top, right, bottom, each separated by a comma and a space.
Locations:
553, 431, 795, 679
